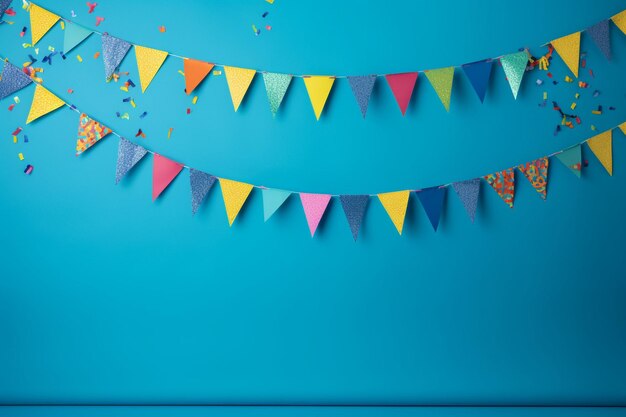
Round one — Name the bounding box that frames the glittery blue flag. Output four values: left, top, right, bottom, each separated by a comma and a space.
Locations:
339, 195, 369, 241
452, 179, 480, 223
416, 187, 446, 231
0, 0, 11, 17
347, 75, 376, 118
102, 34, 132, 79
461, 59, 493, 103
0, 61, 32, 100
190, 168, 216, 215
262, 188, 291, 221
587, 20, 611, 60
115, 138, 148, 184
64, 22, 92, 54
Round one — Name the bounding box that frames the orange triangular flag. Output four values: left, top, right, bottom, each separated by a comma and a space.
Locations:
587, 130, 612, 175
26, 85, 65, 124
551, 32, 580, 77
135, 45, 168, 92
184, 59, 214, 95
29, 4, 60, 45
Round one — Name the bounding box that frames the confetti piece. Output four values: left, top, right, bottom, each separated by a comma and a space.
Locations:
122, 97, 131, 103
121, 112, 129, 120
536, 79, 543, 86
13, 136, 17, 143
213, 70, 221, 75
543, 92, 547, 100
266, 25, 272, 30
570, 102, 576, 110
252, 24, 260, 35
87, 2, 97, 13
5, 7, 16, 16
591, 125, 597, 131
13, 96, 20, 104
575, 93, 580, 99
130, 99, 136, 108
60, 20, 65, 29
581, 59, 586, 68
95, 16, 104, 26
158, 26, 166, 33
24, 135, 28, 143
186, 108, 191, 114
547, 72, 553, 78
94, 52, 100, 59
18, 153, 24, 160
76, 55, 83, 62
192, 96, 198, 104
20, 26, 27, 37
589, 69, 594, 78
564, 76, 573, 83
48, 46, 55, 52
67, 89, 73, 94
12, 127, 22, 136
71, 10, 76, 17
592, 110, 602, 115
578, 81, 588, 88
139, 111, 147, 118
24, 164, 33, 175
167, 127, 173, 139
575, 116, 581, 125
266, 0, 274, 3
593, 90, 600, 97
8, 104, 15, 111
610, 106, 616, 111
120, 85, 128, 92
177, 71, 185, 77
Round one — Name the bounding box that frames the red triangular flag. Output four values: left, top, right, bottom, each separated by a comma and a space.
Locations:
385, 72, 418, 115
184, 59, 214, 95
153, 154, 184, 201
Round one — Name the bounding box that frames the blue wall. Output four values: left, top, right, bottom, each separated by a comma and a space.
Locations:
1, 0, 626, 414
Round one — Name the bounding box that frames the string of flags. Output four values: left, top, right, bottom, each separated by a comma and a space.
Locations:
2, 58, 625, 240
14, 2, 626, 119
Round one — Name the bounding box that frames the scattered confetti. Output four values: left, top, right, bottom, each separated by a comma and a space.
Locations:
4, 7, 16, 16
60, 21, 65, 30
186, 108, 191, 114
13, 136, 17, 143
76, 55, 83, 62
158, 26, 166, 33
135, 129, 145, 138
130, 99, 136, 108
23, 135, 28, 143
18, 153, 24, 161
67, 89, 73, 94
87, 2, 97, 13
94, 51, 100, 59
252, 24, 260, 35
591, 125, 597, 131
262, 11, 268, 17
213, 70, 221, 75
139, 111, 147, 118
564, 76, 573, 83
192, 96, 198, 104
13, 96, 20, 104
8, 104, 15, 111
266, 0, 274, 3
266, 25, 272, 30
71, 10, 77, 17
570, 102, 576, 110
593, 90, 600, 97
20, 26, 27, 37
536, 79, 543, 86
167, 127, 173, 139
543, 92, 547, 100
578, 81, 588, 88
24, 164, 33, 175
95, 16, 104, 26
12, 127, 22, 136
575, 93, 580, 99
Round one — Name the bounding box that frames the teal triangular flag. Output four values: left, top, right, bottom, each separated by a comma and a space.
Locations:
63, 22, 92, 54
556, 145, 582, 178
262, 188, 292, 221
500, 51, 528, 99
262, 73, 292, 116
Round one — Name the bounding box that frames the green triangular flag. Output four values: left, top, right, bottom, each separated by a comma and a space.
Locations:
63, 21, 92, 54
262, 72, 292, 117
500, 51, 528, 99
262, 188, 292, 221
556, 145, 582, 178
424, 67, 454, 111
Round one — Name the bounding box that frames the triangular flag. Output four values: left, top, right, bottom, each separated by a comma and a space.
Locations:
303, 76, 334, 120
461, 59, 493, 103
518, 157, 549, 200
377, 190, 410, 235
556, 145, 582, 178
339, 195, 369, 241
223, 66, 256, 112
452, 179, 480, 222
424, 67, 454, 111
102, 34, 132, 80
416, 187, 446, 231
587, 20, 611, 60
153, 154, 183, 201
299, 193, 332, 237
76, 113, 112, 155
26, 85, 64, 124
190, 169, 216, 215
612, 10, 626, 35
29, 4, 59, 46
385, 72, 418, 115
219, 178, 254, 226
500, 51, 528, 99
184, 59, 214, 95
63, 22, 92, 54
0, 61, 32, 100
347, 75, 376, 118
135, 45, 168, 93
620, 122, 626, 135
551, 32, 580, 77
115, 138, 148, 184
0, 0, 12, 17
262, 72, 292, 116
483, 169, 515, 208
587, 130, 612, 175
262, 188, 291, 221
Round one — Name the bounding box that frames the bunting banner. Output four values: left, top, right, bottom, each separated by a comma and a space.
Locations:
76, 113, 112, 155
452, 179, 480, 222
550, 32, 581, 77
300, 193, 332, 236
424, 67, 454, 111
0, 0, 12, 17
556, 145, 582, 178
224, 66, 256, 112
101, 33, 132, 80
347, 75, 376, 118
26, 84, 64, 124
461, 60, 493, 103
339, 195, 369, 241
115, 137, 148, 184
29, 3, 59, 45
587, 20, 611, 60
135, 45, 169, 93
63, 22, 92, 54
416, 187, 446, 231
220, 178, 254, 226
303, 76, 334, 120
0, 61, 32, 100
190, 169, 216, 215
184, 59, 214, 95
613, 10, 626, 34
262, 72, 292, 117
378, 190, 410, 235
483, 169, 515, 208
385, 72, 418, 116
587, 130, 613, 175
262, 188, 291, 221
152, 154, 184, 201
500, 52, 528, 99
518, 158, 549, 199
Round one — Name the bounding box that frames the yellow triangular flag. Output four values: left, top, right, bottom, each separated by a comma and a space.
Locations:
134, 45, 168, 93
303, 76, 334, 120
551, 32, 580, 77
377, 190, 410, 235
219, 178, 254, 226
223, 66, 256, 111
29, 4, 60, 46
587, 130, 612, 175
26, 85, 65, 124
619, 122, 626, 135
424, 67, 455, 111
612, 10, 626, 35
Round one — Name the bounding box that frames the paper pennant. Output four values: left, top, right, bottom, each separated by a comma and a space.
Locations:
483, 169, 515, 208
518, 157, 549, 200
262, 72, 292, 116
587, 130, 612, 175
416, 187, 446, 231
29, 4, 59, 46
135, 45, 168, 93
300, 193, 332, 237
612, 10, 626, 35
500, 51, 528, 99
347, 75, 376, 118
0, 61, 32, 100
76, 113, 112, 155
102, 34, 132, 80
385, 72, 418, 116
153, 154, 184, 201
184, 59, 214, 95
556, 145, 582, 178
452, 179, 480, 222
551, 32, 581, 77
461, 59, 493, 103
262, 188, 291, 221
424, 67, 454, 111
190, 169, 216, 215
0, 0, 12, 17
224, 66, 256, 112
63, 22, 92, 54
26, 85, 65, 124
339, 195, 369, 241
620, 122, 626, 135
115, 138, 148, 184
219, 178, 254, 226
303, 76, 335, 120
377, 190, 410, 235
587, 20, 611, 60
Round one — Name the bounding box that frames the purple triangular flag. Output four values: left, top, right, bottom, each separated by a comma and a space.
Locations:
452, 179, 480, 222
461, 59, 493, 103
0, 0, 12, 18
102, 34, 132, 79
0, 61, 32, 100
347, 75, 376, 118
339, 195, 369, 241
416, 187, 446, 231
587, 20, 611, 60
190, 168, 216, 215
115, 138, 147, 184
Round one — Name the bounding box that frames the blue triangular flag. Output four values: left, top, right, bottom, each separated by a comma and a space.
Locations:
347, 75, 376, 118
0, 61, 32, 100
556, 145, 582, 178
416, 187, 446, 231
452, 179, 480, 222
587, 20, 611, 60
102, 34, 132, 79
0, 0, 11, 18
115, 138, 147, 184
339, 195, 369, 241
262, 188, 291, 221
461, 59, 492, 103
63, 22, 92, 54
190, 169, 216, 215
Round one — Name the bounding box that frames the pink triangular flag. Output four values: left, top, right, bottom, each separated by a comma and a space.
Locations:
153, 154, 184, 201
299, 193, 331, 237
385, 72, 418, 115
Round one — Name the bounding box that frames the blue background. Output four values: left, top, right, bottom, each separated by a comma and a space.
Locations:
1, 0, 626, 415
